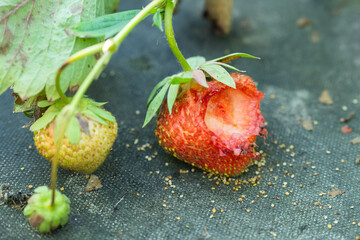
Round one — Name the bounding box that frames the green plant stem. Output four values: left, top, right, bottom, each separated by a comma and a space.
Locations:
50, 0, 167, 206
164, 0, 192, 72
55, 42, 105, 104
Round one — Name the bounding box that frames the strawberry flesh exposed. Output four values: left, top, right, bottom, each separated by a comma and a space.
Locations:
155, 73, 267, 176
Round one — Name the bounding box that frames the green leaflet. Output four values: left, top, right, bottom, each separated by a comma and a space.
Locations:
30, 108, 58, 132
37, 100, 53, 108
206, 62, 245, 72
143, 82, 170, 127
152, 10, 163, 32
66, 116, 81, 145
209, 53, 260, 64
147, 76, 170, 106
0, 0, 119, 103
167, 84, 179, 115
168, 71, 193, 84
82, 109, 109, 126
70, 10, 141, 38
13, 96, 37, 113
87, 105, 116, 122
186, 56, 206, 70
200, 64, 236, 89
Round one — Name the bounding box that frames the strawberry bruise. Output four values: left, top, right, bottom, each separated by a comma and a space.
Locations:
155, 73, 267, 176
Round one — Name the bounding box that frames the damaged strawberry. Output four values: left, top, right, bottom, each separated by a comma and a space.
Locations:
144, 52, 267, 176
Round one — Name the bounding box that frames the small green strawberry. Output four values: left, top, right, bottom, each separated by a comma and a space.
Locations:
23, 186, 70, 233
31, 98, 118, 173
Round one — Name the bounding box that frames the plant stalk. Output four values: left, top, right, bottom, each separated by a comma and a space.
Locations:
164, 0, 192, 72
51, 0, 167, 206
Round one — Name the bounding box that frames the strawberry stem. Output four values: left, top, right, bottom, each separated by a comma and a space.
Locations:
50, 0, 167, 206
164, 0, 192, 72
55, 42, 105, 104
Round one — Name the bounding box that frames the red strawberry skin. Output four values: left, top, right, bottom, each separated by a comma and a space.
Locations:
155, 73, 267, 176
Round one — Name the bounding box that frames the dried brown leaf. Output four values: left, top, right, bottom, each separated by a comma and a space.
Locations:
319, 90, 333, 105
301, 119, 313, 131
327, 190, 345, 197
350, 136, 360, 144
84, 175, 102, 192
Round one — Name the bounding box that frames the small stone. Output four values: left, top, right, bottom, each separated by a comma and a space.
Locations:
297, 18, 311, 28
319, 90, 333, 105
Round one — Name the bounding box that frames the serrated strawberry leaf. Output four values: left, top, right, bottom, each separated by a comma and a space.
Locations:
66, 116, 81, 145
167, 84, 179, 115
206, 62, 245, 72
147, 77, 170, 106
191, 70, 208, 88
143, 83, 170, 127
82, 109, 109, 126
37, 100, 53, 108
209, 53, 260, 64
0, 0, 119, 102
29, 106, 58, 132
186, 56, 206, 70
169, 71, 193, 84
152, 10, 163, 32
200, 64, 236, 89
87, 105, 116, 123
70, 10, 141, 38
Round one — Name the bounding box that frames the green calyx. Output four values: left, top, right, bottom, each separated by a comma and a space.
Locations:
143, 52, 260, 127
30, 97, 116, 145
23, 186, 71, 233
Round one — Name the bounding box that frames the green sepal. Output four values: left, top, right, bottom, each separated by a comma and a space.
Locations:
66, 116, 81, 145
13, 96, 37, 113
153, 10, 163, 32
169, 72, 193, 84
205, 62, 245, 72
167, 84, 179, 115
87, 105, 116, 122
209, 52, 260, 64
200, 64, 236, 89
37, 100, 54, 108
82, 109, 109, 126
70, 10, 141, 38
147, 77, 170, 107
186, 56, 206, 70
29, 105, 59, 132
143, 82, 170, 127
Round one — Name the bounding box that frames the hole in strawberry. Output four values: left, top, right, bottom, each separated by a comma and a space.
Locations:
204, 88, 263, 151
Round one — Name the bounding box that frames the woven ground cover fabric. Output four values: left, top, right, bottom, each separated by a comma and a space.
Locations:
1, 0, 360, 239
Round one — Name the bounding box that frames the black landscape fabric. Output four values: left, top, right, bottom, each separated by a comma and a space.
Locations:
1, 0, 360, 239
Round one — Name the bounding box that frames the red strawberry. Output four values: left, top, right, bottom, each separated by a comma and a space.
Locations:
155, 73, 267, 176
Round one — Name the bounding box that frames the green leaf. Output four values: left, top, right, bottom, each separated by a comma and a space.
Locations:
209, 53, 260, 64
200, 64, 236, 89
29, 107, 58, 132
147, 77, 170, 106
37, 100, 53, 108
186, 56, 206, 69
191, 70, 208, 88
87, 105, 116, 123
70, 10, 141, 38
167, 84, 179, 115
65, 116, 81, 144
0, 0, 119, 102
143, 83, 170, 127
13, 96, 37, 113
206, 62, 245, 72
153, 11, 163, 32
169, 72, 193, 84
82, 109, 109, 126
